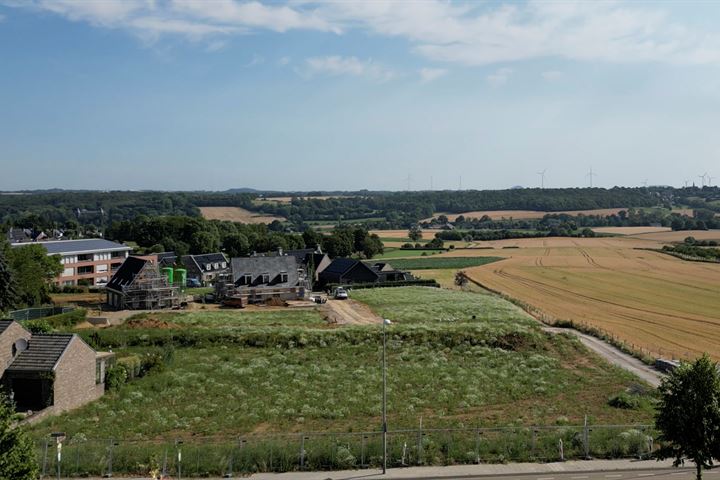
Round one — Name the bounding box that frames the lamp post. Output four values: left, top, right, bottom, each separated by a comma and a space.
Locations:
382, 318, 392, 475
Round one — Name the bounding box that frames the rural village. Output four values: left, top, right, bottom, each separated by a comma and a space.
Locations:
2, 1, 720, 479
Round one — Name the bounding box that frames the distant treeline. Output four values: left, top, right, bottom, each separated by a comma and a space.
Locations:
425, 207, 720, 232
1, 186, 719, 232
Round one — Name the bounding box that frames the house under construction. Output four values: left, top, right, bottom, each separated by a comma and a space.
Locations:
215, 255, 308, 306
106, 256, 180, 310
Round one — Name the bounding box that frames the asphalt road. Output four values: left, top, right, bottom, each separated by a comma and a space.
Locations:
396, 468, 704, 480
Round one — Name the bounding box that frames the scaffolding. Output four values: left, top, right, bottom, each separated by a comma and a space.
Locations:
120, 266, 180, 310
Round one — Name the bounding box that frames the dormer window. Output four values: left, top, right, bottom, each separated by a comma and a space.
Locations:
242, 274, 252, 285
221, 262, 227, 269
214, 262, 220, 269
279, 271, 289, 283
261, 273, 270, 283
206, 264, 211, 271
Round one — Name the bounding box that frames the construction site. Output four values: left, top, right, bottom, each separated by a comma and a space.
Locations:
105, 256, 182, 310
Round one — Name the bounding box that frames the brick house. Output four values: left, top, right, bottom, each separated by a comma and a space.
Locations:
159, 252, 230, 285
9, 238, 132, 287
215, 255, 308, 304
106, 256, 180, 310
0, 320, 113, 415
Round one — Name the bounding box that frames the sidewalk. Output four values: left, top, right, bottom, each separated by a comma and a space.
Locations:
83, 459, 694, 480
246, 459, 690, 480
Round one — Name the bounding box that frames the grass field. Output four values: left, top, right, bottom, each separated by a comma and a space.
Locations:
375, 248, 447, 259
199, 206, 285, 224
456, 236, 720, 360
33, 287, 653, 443
590, 226, 671, 235
382, 256, 503, 270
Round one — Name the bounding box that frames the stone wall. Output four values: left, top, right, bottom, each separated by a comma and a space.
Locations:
52, 337, 103, 413
0, 322, 31, 378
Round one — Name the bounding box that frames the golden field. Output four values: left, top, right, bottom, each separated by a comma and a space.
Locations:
199, 206, 285, 224
424, 208, 630, 222
455, 235, 720, 360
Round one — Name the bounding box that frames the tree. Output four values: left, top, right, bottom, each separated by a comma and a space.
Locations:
5, 245, 62, 308
0, 242, 17, 313
360, 234, 384, 259
0, 392, 39, 480
655, 354, 720, 480
408, 225, 423, 242
223, 233, 250, 258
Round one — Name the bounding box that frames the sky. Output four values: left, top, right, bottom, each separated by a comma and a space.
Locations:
1, 1, 720, 192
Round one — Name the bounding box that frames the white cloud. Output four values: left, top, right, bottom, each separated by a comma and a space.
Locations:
301, 56, 395, 82
277, 56, 291, 66
541, 70, 563, 81
206, 40, 227, 52
3, 1, 720, 67
244, 53, 265, 67
419, 67, 447, 83
486, 68, 512, 87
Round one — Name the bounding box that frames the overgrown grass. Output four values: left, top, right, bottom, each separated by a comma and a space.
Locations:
31, 287, 656, 475
375, 248, 447, 259
385, 256, 503, 270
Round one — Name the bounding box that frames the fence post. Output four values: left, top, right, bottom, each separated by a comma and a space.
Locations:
106, 438, 114, 477
299, 435, 306, 470
583, 416, 590, 459
417, 417, 423, 466
475, 429, 481, 464
41, 438, 49, 478
559, 439, 564, 462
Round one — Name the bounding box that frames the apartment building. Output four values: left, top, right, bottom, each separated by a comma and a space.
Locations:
11, 238, 132, 287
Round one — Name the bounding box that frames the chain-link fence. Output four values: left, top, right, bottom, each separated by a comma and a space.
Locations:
9, 306, 74, 322
37, 424, 657, 478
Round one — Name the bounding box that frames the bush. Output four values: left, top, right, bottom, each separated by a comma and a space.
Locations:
42, 308, 87, 329
22, 319, 52, 334
118, 355, 142, 379
105, 365, 128, 391
608, 392, 640, 409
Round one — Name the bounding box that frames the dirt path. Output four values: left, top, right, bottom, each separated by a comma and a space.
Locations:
320, 299, 383, 325
545, 327, 663, 387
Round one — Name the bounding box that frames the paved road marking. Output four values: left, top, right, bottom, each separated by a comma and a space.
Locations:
671, 473, 689, 476
638, 474, 656, 477
605, 475, 623, 478
537, 477, 555, 480
571, 476, 590, 479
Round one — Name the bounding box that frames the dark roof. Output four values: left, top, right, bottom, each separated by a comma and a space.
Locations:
322, 258, 359, 276
190, 253, 228, 270
106, 256, 149, 290
0, 320, 13, 336
10, 238, 131, 255
230, 256, 300, 287
6, 334, 74, 372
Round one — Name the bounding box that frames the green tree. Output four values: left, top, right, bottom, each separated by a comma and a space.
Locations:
189, 231, 220, 255
408, 225, 423, 242
0, 242, 17, 313
655, 354, 720, 480
360, 233, 384, 259
0, 392, 39, 480
5, 245, 62, 308
223, 233, 251, 258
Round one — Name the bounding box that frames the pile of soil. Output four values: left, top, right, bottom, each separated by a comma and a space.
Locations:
124, 317, 179, 329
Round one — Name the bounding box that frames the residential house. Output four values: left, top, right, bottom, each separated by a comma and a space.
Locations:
369, 262, 414, 282
317, 258, 380, 287
159, 252, 229, 285
10, 238, 132, 287
0, 320, 113, 415
283, 247, 331, 285
216, 255, 307, 304
105, 256, 180, 310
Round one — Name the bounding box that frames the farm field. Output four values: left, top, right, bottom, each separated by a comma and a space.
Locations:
457, 236, 720, 360
374, 248, 447, 259
385, 256, 503, 271
423, 208, 630, 222
33, 288, 653, 443
628, 229, 720, 243
199, 206, 285, 224
591, 226, 671, 235
255, 195, 358, 204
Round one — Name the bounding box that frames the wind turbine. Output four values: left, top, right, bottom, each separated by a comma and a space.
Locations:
586, 167, 598, 188
684, 179, 690, 188
405, 174, 412, 191
537, 169, 547, 189
641, 179, 649, 188
698, 173, 708, 187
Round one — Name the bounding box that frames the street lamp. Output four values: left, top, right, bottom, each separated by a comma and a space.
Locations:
382, 318, 392, 475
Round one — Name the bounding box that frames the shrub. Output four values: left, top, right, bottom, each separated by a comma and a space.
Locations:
22, 319, 52, 334
42, 308, 87, 329
105, 365, 128, 391
608, 392, 640, 409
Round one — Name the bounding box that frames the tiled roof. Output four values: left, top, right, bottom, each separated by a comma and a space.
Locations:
322, 258, 358, 275
0, 320, 13, 336
6, 334, 74, 372
10, 238, 131, 255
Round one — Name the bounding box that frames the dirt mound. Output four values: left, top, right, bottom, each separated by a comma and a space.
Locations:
124, 316, 179, 329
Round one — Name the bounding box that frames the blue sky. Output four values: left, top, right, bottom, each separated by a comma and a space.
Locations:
1, 1, 720, 191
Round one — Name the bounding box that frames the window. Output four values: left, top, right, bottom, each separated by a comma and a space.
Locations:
214, 262, 220, 269
261, 273, 270, 284
96, 264, 108, 273
280, 271, 289, 283
77, 265, 94, 275
206, 264, 211, 271
62, 267, 74, 277
242, 274, 252, 285
221, 262, 227, 269
78, 254, 92, 262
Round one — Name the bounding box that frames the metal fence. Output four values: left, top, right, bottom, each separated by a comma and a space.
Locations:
37, 424, 657, 478
9, 306, 75, 322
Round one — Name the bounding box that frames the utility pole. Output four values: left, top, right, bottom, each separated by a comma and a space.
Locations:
586, 167, 597, 188
382, 318, 392, 474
